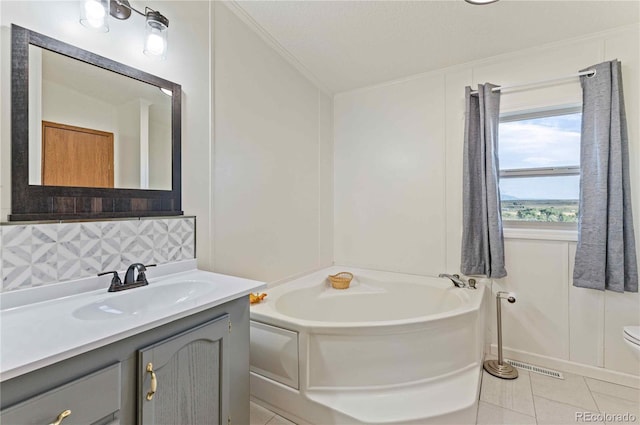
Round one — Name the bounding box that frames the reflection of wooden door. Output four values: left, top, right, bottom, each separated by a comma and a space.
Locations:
42, 121, 114, 188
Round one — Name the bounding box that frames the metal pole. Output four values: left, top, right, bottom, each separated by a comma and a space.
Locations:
469, 69, 596, 95
483, 291, 518, 379
497, 294, 503, 365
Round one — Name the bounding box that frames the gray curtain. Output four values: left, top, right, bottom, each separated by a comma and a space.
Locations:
461, 83, 507, 279
574, 60, 638, 292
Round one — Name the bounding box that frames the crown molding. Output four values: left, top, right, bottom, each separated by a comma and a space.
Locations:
222, 1, 333, 96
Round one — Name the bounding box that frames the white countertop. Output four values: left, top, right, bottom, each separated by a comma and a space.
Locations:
0, 260, 265, 382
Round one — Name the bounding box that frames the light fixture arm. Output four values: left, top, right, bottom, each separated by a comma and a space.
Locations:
110, 0, 147, 19
110, 0, 168, 25
119, 0, 145, 16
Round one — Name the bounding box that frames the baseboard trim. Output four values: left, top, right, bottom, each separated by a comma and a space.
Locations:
488, 344, 640, 389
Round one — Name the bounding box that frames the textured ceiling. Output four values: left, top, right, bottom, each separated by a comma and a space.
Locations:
234, 0, 640, 93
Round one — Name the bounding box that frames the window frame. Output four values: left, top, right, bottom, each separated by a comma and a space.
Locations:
498, 105, 582, 230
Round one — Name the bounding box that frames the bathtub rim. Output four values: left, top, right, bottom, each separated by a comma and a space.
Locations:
249, 265, 486, 331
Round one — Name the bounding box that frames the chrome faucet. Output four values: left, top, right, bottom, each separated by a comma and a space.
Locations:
98, 263, 156, 292
439, 273, 466, 287
438, 273, 476, 289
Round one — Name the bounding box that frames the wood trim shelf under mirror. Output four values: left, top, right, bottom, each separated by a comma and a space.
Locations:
10, 25, 182, 221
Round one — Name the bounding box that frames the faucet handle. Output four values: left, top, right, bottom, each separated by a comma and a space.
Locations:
140, 264, 156, 277
98, 270, 122, 291
134, 264, 157, 283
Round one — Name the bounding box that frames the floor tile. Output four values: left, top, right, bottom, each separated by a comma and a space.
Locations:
534, 396, 603, 425
480, 370, 536, 416
476, 401, 537, 425
250, 401, 276, 425
591, 392, 640, 423
266, 414, 297, 425
530, 371, 598, 411
585, 377, 640, 403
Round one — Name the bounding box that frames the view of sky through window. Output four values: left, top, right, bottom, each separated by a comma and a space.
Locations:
499, 111, 582, 223
499, 112, 581, 200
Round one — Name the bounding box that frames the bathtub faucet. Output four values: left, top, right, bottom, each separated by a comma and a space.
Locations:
438, 273, 476, 289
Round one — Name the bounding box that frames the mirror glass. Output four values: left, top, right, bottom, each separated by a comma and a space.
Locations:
28, 45, 172, 190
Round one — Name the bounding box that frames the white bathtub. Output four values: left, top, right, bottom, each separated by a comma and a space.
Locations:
250, 266, 486, 425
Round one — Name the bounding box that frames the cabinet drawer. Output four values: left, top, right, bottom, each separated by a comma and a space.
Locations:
1, 363, 121, 425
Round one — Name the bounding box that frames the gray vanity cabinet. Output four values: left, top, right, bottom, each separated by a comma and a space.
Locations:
0, 363, 121, 425
1, 297, 251, 425
138, 315, 230, 425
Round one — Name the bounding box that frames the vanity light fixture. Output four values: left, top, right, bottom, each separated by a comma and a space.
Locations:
464, 0, 499, 4
160, 87, 173, 96
79, 0, 169, 59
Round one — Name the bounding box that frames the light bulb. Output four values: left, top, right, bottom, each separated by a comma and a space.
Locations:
80, 0, 109, 32
145, 31, 165, 56
144, 10, 169, 59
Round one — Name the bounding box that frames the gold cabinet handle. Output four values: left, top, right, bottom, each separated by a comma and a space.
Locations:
146, 362, 157, 401
49, 409, 71, 425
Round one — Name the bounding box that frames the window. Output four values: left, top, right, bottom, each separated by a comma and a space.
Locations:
499, 107, 581, 224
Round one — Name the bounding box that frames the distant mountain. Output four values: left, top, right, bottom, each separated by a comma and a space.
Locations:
501, 194, 520, 200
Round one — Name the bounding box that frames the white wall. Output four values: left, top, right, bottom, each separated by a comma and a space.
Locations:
148, 104, 172, 190
212, 3, 333, 283
334, 73, 446, 275
42, 81, 117, 135
115, 99, 141, 188
334, 25, 640, 382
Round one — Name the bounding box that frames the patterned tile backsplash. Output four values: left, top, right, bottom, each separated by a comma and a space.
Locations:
1, 217, 195, 292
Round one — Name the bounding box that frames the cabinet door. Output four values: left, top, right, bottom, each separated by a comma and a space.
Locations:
138, 314, 230, 425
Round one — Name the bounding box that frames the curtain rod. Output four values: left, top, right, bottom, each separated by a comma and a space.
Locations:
470, 69, 596, 95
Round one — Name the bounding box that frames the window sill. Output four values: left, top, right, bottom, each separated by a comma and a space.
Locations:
503, 226, 578, 242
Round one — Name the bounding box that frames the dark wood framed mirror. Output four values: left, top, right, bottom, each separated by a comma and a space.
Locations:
10, 24, 182, 221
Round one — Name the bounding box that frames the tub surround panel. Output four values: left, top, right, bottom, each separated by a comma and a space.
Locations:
1, 217, 194, 291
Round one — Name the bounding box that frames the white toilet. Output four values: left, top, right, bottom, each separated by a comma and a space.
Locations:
623, 326, 640, 359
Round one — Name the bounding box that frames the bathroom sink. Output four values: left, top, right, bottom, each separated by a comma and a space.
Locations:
72, 280, 216, 320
